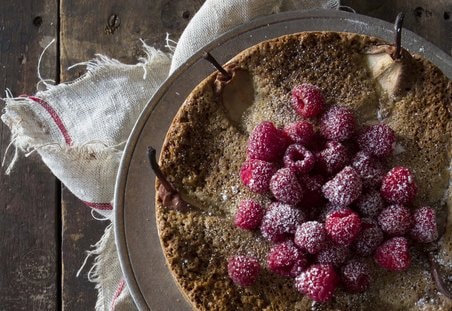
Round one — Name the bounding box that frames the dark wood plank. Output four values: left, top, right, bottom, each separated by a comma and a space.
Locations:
342, 0, 451, 54
61, 187, 105, 309
59, 0, 203, 309
0, 0, 59, 309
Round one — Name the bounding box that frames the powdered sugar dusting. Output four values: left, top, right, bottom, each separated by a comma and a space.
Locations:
240, 159, 276, 193
381, 167, 417, 204
357, 124, 396, 157
260, 202, 305, 243
355, 189, 384, 218
320, 105, 356, 141
378, 204, 413, 236
317, 141, 349, 174
322, 166, 362, 207
295, 221, 327, 254
352, 151, 385, 188
270, 167, 304, 205
410, 206, 438, 243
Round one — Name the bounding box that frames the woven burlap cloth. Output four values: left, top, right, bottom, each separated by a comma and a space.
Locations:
2, 0, 339, 309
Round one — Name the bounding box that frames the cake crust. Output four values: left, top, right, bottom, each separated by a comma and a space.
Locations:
157, 32, 451, 310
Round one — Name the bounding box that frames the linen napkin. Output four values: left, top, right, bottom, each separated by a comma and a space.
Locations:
2, 0, 339, 309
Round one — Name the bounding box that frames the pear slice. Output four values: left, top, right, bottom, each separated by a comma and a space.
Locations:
365, 45, 416, 97
365, 12, 417, 97
214, 64, 254, 129
203, 52, 255, 131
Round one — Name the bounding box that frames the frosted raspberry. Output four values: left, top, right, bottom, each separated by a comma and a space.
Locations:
318, 203, 346, 222
294, 221, 327, 254
270, 168, 304, 205
355, 189, 384, 218
298, 175, 326, 209
267, 240, 309, 277
260, 202, 305, 243
316, 141, 349, 175
353, 218, 384, 257
381, 166, 417, 204
316, 242, 350, 267
325, 209, 362, 246
295, 264, 339, 302
240, 159, 276, 194
374, 237, 411, 271
291, 83, 325, 118
378, 204, 412, 236
227, 255, 261, 287
284, 121, 315, 146
358, 124, 395, 157
351, 151, 385, 188
234, 199, 264, 230
341, 260, 371, 293
247, 121, 291, 162
283, 144, 316, 175
322, 166, 362, 207
320, 105, 356, 141
410, 207, 438, 243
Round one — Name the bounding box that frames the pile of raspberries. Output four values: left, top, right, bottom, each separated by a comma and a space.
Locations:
227, 83, 438, 302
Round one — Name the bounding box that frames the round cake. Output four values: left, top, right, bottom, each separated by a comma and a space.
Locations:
155, 32, 451, 310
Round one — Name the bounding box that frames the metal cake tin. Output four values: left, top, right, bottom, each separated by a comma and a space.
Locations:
114, 9, 451, 310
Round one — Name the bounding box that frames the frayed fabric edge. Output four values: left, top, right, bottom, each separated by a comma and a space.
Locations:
67, 40, 172, 82
76, 222, 114, 311
1, 39, 173, 175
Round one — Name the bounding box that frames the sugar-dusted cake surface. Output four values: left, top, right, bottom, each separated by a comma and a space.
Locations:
156, 32, 451, 310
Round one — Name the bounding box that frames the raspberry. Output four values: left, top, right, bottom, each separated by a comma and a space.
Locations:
410, 207, 438, 243
355, 189, 384, 218
247, 121, 291, 162
378, 204, 413, 236
291, 83, 325, 118
284, 121, 315, 146
316, 242, 350, 267
240, 159, 276, 194
270, 168, 304, 205
353, 218, 384, 257
322, 166, 362, 207
316, 141, 349, 175
320, 105, 356, 141
358, 124, 396, 157
260, 202, 305, 243
374, 237, 411, 271
325, 209, 362, 246
341, 260, 371, 293
283, 144, 316, 175
227, 255, 261, 287
351, 151, 385, 188
234, 199, 264, 230
267, 240, 309, 277
381, 166, 417, 205
318, 203, 346, 222
295, 264, 339, 302
298, 175, 326, 209
294, 221, 327, 254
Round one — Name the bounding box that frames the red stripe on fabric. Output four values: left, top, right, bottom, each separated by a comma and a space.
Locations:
82, 201, 113, 211
28, 96, 73, 146
110, 279, 126, 311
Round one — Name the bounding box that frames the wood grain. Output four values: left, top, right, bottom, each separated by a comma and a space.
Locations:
342, 0, 452, 55
0, 0, 59, 309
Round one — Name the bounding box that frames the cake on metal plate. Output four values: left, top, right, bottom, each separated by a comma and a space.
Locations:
150, 16, 451, 310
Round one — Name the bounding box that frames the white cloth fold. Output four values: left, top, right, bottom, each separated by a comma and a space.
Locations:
1, 0, 338, 309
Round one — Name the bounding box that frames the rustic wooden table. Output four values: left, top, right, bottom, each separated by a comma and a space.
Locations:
0, 0, 450, 309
